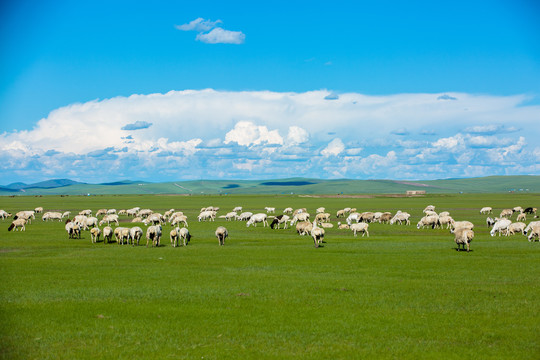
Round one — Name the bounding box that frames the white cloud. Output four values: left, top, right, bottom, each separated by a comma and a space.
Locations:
175, 18, 222, 32
1, 90, 539, 183
321, 138, 345, 157
196, 28, 245, 44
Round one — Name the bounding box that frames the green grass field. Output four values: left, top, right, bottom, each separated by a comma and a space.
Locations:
1, 193, 539, 359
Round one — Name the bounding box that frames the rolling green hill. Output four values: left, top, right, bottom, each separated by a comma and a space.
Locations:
1, 175, 538, 196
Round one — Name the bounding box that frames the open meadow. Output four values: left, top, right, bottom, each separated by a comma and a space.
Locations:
1, 193, 539, 359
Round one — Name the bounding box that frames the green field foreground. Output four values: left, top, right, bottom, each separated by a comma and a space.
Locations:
1, 193, 539, 359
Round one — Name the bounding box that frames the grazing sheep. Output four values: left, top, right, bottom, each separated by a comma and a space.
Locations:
107, 209, 117, 215
146, 213, 164, 225
314, 212, 331, 223
34, 207, 43, 214
137, 209, 153, 218
486, 217, 496, 227
233, 206, 243, 213
215, 226, 228, 246
90, 227, 101, 243
507, 222, 526, 236
523, 207, 537, 215
438, 215, 454, 229
499, 209, 513, 219
103, 226, 113, 244
84, 217, 99, 230
290, 212, 310, 225
416, 215, 439, 229
8, 218, 26, 231
223, 212, 238, 221
131, 217, 143, 223
99, 214, 119, 226
390, 212, 410, 225
126, 208, 139, 217
490, 219, 512, 236
42, 211, 63, 221
96, 209, 108, 217
237, 212, 253, 221
360, 212, 375, 223
516, 212, 527, 222
512, 206, 523, 214
319, 222, 334, 228
523, 221, 540, 237
450, 221, 474, 233
129, 227, 143, 246
198, 210, 216, 222
345, 212, 361, 226
65, 220, 80, 239
179, 228, 191, 246
311, 221, 325, 247
270, 215, 290, 229
79, 209, 92, 216
316, 207, 326, 214
526, 224, 540, 242
423, 205, 435, 213
296, 221, 313, 236
480, 207, 492, 214
454, 228, 474, 252
265, 207, 276, 214
350, 222, 369, 237
438, 211, 450, 217
114, 227, 129, 245
15, 211, 35, 223
62, 211, 71, 219
283, 207, 293, 214
171, 215, 188, 228
146, 225, 162, 247
118, 209, 127, 216
336, 209, 346, 218
246, 213, 268, 227
0, 210, 12, 219
337, 222, 350, 230
378, 212, 393, 224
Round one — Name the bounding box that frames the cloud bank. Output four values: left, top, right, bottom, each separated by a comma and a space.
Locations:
176, 17, 245, 44
1, 90, 538, 183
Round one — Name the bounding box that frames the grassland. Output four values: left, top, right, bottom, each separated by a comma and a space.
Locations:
1, 193, 539, 359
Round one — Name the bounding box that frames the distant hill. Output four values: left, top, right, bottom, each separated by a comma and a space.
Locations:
1, 176, 538, 196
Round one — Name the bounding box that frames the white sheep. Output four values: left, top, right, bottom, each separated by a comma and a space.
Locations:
0, 210, 12, 219
265, 207, 276, 214
79, 209, 92, 216
90, 227, 101, 243
438, 215, 454, 229
103, 226, 113, 244
198, 210, 215, 222
130, 227, 143, 246
65, 220, 80, 239
450, 221, 474, 233
296, 221, 313, 236
8, 218, 26, 231
171, 215, 188, 228
215, 226, 228, 246
246, 213, 268, 227
42, 211, 63, 221
416, 215, 439, 229
170, 227, 180, 247
516, 212, 526, 222
314, 212, 330, 223
378, 212, 393, 223
526, 224, 540, 242
350, 222, 369, 237
345, 212, 361, 226
237, 212, 253, 221
337, 222, 349, 229
523, 221, 540, 237
146, 225, 162, 247
96, 209, 108, 217
490, 219, 511, 236
390, 212, 410, 225
336, 209, 346, 218
233, 206, 243, 213
480, 207, 492, 214
62, 211, 71, 219
453, 228, 474, 252
34, 207, 43, 214
179, 228, 191, 246
310, 221, 325, 247
316, 207, 326, 214
290, 212, 310, 225
223, 212, 238, 221
499, 209, 513, 219
507, 222, 526, 236
270, 215, 290, 229
283, 207, 293, 214
423, 205, 435, 213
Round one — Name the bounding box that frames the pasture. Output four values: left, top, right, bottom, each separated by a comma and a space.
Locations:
1, 193, 539, 359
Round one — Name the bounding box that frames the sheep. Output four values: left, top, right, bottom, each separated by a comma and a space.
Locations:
314, 212, 331, 223
168, 211, 184, 223
390, 212, 410, 225
417, 215, 439, 229
336, 209, 346, 218
343, 207, 352, 214
378, 212, 393, 223
438, 211, 450, 217
270, 215, 290, 229
62, 211, 71, 219
118, 210, 127, 216
233, 206, 243, 213
171, 215, 188, 228
350, 222, 369, 237
516, 212, 527, 222
423, 205, 435, 213
237, 212, 253, 221
490, 219, 512, 236
486, 217, 496, 227
265, 207, 276, 214
345, 212, 361, 226
131, 217, 143, 223
90, 227, 101, 243
311, 221, 325, 247
8, 218, 26, 231
99, 214, 119, 226
129, 227, 143, 246
198, 210, 215, 222
164, 209, 175, 218
223, 212, 238, 221
246, 213, 268, 227
499, 209, 513, 219
316, 207, 326, 214
438, 215, 454, 229
34, 207, 43, 214
451, 221, 474, 233
215, 226, 228, 246
296, 221, 312, 236
293, 208, 307, 216
96, 209, 108, 217
170, 228, 180, 247
179, 228, 191, 246
360, 212, 375, 223
114, 227, 129, 245
65, 220, 80, 239
79, 209, 92, 216
283, 207, 293, 214
84, 217, 99, 230
14, 211, 35, 223
453, 228, 474, 252
512, 206, 523, 214
480, 207, 492, 214
126, 208, 139, 217
523, 207, 537, 215
42, 211, 62, 221
0, 210, 12, 219
424, 210, 438, 217
507, 222, 526, 236
137, 209, 153, 218
103, 226, 113, 244
319, 222, 334, 228
107, 209, 117, 215
146, 225, 162, 247
146, 213, 164, 225
337, 222, 350, 230
523, 221, 540, 237
526, 224, 540, 242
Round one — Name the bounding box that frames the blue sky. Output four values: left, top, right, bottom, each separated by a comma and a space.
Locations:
1, 0, 539, 184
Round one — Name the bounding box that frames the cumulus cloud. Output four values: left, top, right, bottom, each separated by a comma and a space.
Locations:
121, 121, 152, 130
321, 138, 345, 157
176, 17, 245, 44
437, 94, 458, 101
196, 28, 245, 44
324, 92, 339, 100
0, 89, 538, 183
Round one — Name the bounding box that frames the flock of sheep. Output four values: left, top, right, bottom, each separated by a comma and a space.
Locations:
2, 203, 539, 252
